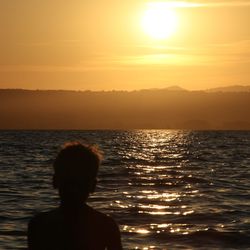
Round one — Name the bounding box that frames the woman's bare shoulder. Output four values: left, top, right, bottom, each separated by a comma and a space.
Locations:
87, 206, 117, 226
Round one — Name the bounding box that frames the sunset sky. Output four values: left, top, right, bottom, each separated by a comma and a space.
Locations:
0, 0, 249, 91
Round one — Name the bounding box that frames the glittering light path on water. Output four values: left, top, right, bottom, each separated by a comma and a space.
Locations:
0, 130, 250, 249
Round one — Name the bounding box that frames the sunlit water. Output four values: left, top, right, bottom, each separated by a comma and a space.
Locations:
0, 130, 250, 249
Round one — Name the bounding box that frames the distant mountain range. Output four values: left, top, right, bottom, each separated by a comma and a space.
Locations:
0, 86, 249, 130
205, 85, 250, 92
163, 85, 187, 91
1, 84, 250, 93
138, 85, 250, 93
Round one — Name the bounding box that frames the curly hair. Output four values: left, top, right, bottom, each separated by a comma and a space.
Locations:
53, 141, 103, 185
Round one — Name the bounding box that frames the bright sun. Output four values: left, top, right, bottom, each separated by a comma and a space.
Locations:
141, 2, 178, 40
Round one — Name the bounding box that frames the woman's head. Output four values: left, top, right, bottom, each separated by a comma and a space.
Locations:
53, 142, 103, 205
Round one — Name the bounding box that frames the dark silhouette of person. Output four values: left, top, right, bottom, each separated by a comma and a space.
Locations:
28, 142, 122, 250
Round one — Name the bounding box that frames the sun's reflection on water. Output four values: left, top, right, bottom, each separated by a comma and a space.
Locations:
122, 222, 198, 236
113, 130, 211, 248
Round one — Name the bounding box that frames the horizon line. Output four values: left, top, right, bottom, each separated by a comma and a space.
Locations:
0, 84, 250, 93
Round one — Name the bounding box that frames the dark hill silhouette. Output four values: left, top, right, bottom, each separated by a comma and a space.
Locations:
206, 85, 250, 93
0, 88, 249, 130
164, 85, 187, 91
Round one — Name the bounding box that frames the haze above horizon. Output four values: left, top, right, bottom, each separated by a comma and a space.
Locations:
1, 0, 250, 91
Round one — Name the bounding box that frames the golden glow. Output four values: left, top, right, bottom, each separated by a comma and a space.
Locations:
0, 1, 249, 91
136, 229, 150, 234
141, 2, 178, 40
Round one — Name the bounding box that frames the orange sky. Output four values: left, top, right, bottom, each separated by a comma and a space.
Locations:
0, 0, 249, 91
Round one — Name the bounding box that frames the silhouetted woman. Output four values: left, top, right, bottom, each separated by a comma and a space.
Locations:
28, 142, 122, 250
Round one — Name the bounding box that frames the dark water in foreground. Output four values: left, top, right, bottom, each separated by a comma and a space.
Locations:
0, 130, 250, 249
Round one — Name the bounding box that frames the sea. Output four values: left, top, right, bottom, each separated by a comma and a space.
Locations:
0, 130, 250, 250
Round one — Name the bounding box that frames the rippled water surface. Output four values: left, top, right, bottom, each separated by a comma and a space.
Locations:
0, 130, 250, 249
